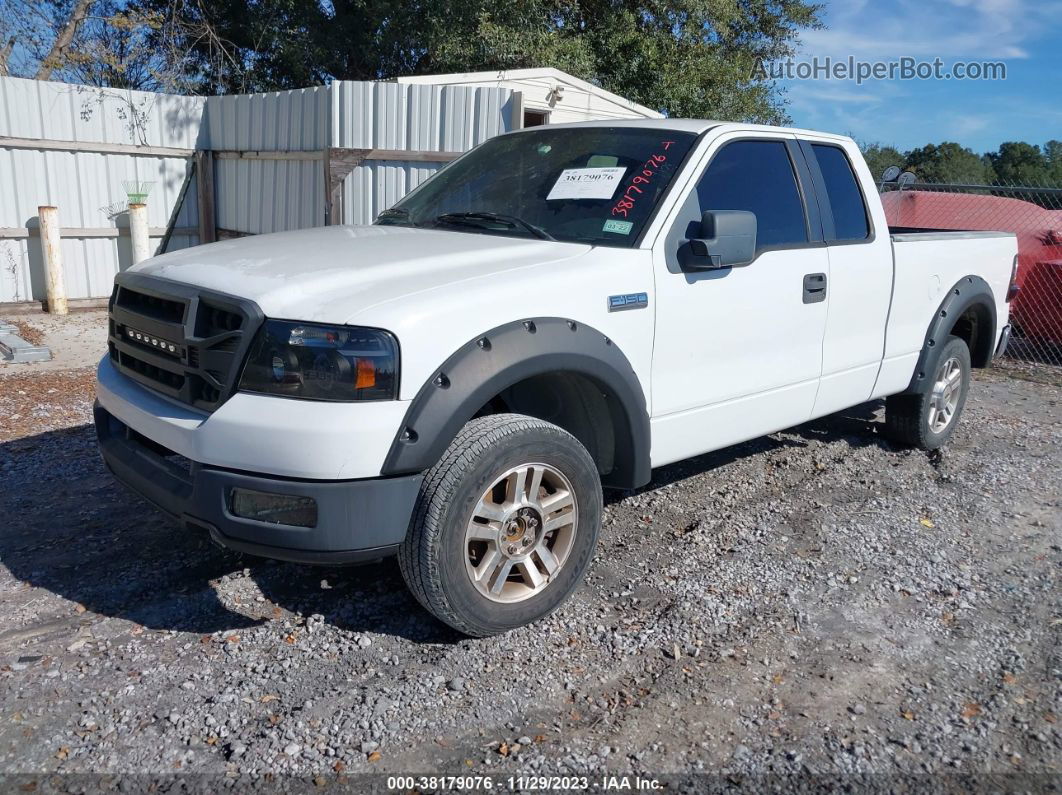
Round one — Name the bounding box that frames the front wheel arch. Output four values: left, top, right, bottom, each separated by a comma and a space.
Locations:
381, 318, 651, 490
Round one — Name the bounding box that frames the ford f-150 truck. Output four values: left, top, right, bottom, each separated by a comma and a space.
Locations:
95, 120, 1019, 636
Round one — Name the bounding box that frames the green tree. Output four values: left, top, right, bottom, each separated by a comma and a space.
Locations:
1041, 140, 1062, 185
987, 141, 1049, 185
132, 0, 822, 122
859, 142, 905, 182
903, 142, 994, 185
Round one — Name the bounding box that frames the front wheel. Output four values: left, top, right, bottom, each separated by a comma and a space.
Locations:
398, 414, 603, 637
885, 335, 972, 450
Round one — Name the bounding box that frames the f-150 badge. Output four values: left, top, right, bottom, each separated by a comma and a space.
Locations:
608, 292, 649, 312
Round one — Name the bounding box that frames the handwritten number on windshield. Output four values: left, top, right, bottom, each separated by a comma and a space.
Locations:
611, 141, 675, 218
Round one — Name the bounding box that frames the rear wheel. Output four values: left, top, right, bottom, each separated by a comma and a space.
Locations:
398, 413, 602, 637
885, 335, 972, 450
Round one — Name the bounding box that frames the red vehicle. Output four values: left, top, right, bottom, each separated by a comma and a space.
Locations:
881, 189, 1062, 344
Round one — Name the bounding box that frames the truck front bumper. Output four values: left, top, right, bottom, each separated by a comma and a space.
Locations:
94, 403, 421, 564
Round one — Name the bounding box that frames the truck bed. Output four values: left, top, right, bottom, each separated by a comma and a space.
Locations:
871, 229, 1017, 398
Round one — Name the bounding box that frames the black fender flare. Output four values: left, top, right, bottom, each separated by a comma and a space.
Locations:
903, 274, 997, 394
381, 317, 651, 489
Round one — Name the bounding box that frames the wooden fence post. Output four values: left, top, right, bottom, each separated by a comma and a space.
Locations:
38, 205, 67, 315
128, 203, 151, 264
195, 150, 216, 244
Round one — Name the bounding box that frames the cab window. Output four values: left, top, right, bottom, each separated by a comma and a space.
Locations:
696, 140, 809, 250
809, 144, 871, 242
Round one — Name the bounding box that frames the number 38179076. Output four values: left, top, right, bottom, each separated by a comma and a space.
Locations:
610, 141, 674, 218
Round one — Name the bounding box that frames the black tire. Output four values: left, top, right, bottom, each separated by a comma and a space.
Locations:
398, 413, 603, 637
885, 335, 972, 450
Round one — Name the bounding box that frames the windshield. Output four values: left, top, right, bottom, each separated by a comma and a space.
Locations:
376, 127, 698, 247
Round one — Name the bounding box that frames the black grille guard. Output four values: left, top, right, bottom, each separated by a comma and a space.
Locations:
106, 272, 265, 413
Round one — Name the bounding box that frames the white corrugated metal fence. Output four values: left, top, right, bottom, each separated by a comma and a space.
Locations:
208, 86, 332, 235
0, 77, 514, 303
0, 78, 204, 303
334, 82, 513, 225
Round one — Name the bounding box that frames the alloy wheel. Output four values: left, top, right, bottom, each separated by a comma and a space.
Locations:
463, 462, 578, 603
928, 356, 963, 434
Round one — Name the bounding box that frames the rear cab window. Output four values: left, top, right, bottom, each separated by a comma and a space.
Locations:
809, 144, 871, 242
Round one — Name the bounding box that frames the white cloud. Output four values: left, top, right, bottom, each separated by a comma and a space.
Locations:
784, 79, 896, 143
794, 0, 1060, 60
948, 114, 991, 136
778, 0, 1061, 149
784, 80, 1060, 151
786, 83, 887, 106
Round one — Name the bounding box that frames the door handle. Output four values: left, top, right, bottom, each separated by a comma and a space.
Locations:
802, 272, 827, 304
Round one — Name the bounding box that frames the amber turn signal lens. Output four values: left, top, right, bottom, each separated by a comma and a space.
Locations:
355, 357, 377, 389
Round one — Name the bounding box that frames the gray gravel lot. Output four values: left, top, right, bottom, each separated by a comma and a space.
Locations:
1, 362, 1059, 790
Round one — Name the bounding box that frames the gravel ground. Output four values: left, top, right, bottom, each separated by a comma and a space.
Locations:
1, 352, 1060, 790
0, 367, 96, 442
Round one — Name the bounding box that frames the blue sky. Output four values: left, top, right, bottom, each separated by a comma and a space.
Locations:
781, 0, 1062, 153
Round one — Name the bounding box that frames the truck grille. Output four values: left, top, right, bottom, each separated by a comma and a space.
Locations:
107, 274, 264, 412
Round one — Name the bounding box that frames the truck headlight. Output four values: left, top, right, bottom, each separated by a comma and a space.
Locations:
238, 320, 399, 401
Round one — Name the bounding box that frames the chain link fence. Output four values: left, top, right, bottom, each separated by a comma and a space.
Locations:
879, 179, 1062, 369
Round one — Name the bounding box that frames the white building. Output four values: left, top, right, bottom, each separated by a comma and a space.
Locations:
396, 68, 663, 127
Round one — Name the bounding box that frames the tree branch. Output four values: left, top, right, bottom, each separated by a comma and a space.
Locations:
35, 0, 94, 80
0, 36, 15, 77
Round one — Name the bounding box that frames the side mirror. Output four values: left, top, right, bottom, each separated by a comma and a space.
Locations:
685, 210, 757, 270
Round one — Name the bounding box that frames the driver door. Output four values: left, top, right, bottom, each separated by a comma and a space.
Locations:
648, 134, 831, 467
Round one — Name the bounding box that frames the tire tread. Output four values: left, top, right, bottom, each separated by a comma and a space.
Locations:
884, 393, 929, 448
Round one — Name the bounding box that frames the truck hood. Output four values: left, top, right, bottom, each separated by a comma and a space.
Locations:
133, 225, 592, 323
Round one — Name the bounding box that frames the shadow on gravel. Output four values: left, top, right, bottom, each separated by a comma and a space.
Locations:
1, 425, 455, 643
2, 401, 887, 642
611, 399, 889, 503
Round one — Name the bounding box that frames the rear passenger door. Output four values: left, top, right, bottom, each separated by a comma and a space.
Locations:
798, 139, 894, 417
648, 134, 831, 466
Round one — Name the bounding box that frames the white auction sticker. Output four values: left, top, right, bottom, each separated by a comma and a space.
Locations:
546, 167, 627, 201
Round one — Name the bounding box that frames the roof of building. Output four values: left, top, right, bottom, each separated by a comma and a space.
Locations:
396, 68, 664, 119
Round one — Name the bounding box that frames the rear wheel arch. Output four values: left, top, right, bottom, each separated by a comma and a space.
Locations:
381, 318, 651, 489
904, 275, 997, 394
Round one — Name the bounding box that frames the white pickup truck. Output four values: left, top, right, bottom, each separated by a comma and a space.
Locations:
95, 120, 1019, 636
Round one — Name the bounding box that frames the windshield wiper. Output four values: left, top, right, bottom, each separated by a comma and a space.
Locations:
433, 212, 556, 241
377, 207, 416, 225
